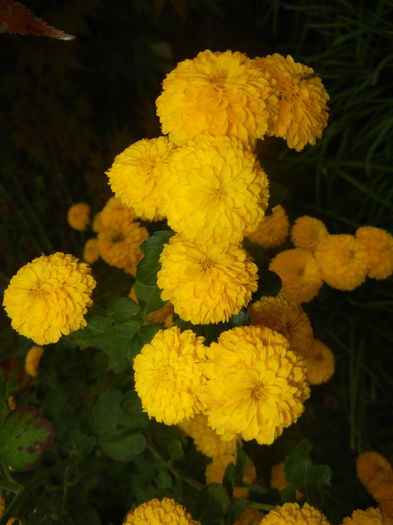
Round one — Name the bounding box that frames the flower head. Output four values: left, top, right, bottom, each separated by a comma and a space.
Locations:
158, 136, 269, 245
357, 451, 393, 493
156, 49, 277, 145
25, 345, 44, 377
83, 238, 99, 264
234, 508, 264, 525
67, 202, 91, 231
303, 339, 335, 385
205, 453, 256, 498
3, 253, 96, 345
291, 216, 328, 252
123, 497, 199, 525
314, 234, 368, 291
341, 507, 384, 525
133, 327, 207, 425
201, 325, 310, 444
269, 249, 323, 303
247, 205, 289, 248
157, 234, 258, 324
260, 502, 331, 525
248, 294, 313, 356
92, 197, 136, 233
107, 137, 176, 220
356, 226, 393, 280
254, 54, 329, 151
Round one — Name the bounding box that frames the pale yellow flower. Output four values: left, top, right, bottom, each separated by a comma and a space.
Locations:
291, 216, 328, 252
83, 238, 99, 264
67, 202, 90, 231
303, 339, 335, 385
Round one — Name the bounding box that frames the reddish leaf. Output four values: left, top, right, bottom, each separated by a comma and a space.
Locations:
0, 0, 75, 40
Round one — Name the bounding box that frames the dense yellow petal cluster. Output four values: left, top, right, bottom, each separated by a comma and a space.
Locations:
260, 502, 331, 525
123, 497, 200, 525
179, 414, 238, 458
303, 339, 335, 385
67, 202, 91, 231
269, 248, 323, 303
233, 507, 264, 525
156, 49, 277, 145
3, 253, 96, 345
201, 326, 310, 444
107, 137, 176, 220
92, 197, 136, 233
314, 234, 368, 291
158, 136, 269, 245
133, 327, 207, 425
254, 54, 329, 151
205, 453, 256, 498
291, 216, 329, 252
341, 507, 384, 525
247, 205, 289, 248
157, 235, 258, 324
25, 345, 44, 377
248, 294, 313, 356
356, 226, 393, 280
83, 238, 100, 264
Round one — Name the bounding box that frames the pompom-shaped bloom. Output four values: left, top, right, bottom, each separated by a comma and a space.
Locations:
157, 235, 258, 324
205, 453, 256, 498
25, 345, 44, 377
254, 54, 329, 151
247, 205, 289, 248
341, 507, 384, 525
133, 327, 207, 425
107, 137, 176, 220
3, 253, 96, 345
261, 502, 331, 525
269, 249, 323, 303
159, 136, 269, 245
179, 414, 238, 458
92, 197, 136, 233
357, 451, 393, 493
372, 478, 393, 515
291, 216, 328, 252
356, 226, 393, 280
83, 238, 99, 264
156, 49, 278, 145
248, 294, 313, 356
67, 202, 91, 231
234, 508, 264, 525
200, 326, 310, 444
303, 339, 335, 385
314, 234, 368, 291
123, 497, 200, 525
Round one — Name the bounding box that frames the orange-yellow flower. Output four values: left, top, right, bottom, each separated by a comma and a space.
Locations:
356, 226, 393, 280
303, 339, 335, 385
291, 216, 328, 252
234, 508, 264, 525
25, 345, 44, 377
123, 497, 199, 525
340, 507, 384, 525
67, 202, 91, 231
83, 238, 99, 264
247, 205, 289, 248
260, 502, 331, 525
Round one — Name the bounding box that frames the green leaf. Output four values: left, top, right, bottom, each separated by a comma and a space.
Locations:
223, 461, 235, 499
234, 443, 249, 483
136, 230, 174, 285
157, 468, 173, 489
228, 499, 249, 523
107, 297, 140, 323
230, 309, 250, 327
133, 281, 165, 315
0, 407, 54, 471
121, 391, 149, 432
196, 483, 230, 522
99, 430, 146, 462
167, 438, 184, 461
259, 269, 282, 297
281, 485, 297, 503
92, 390, 122, 436
129, 324, 161, 361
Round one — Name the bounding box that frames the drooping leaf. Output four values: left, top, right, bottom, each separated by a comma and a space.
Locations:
0, 407, 54, 471
195, 483, 230, 523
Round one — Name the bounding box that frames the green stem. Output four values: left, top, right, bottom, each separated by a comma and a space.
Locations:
249, 502, 276, 512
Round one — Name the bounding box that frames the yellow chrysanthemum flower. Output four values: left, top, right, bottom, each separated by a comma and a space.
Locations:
341, 507, 384, 525
260, 502, 331, 525
25, 345, 44, 377
92, 197, 136, 233
372, 478, 393, 516
205, 453, 256, 498
314, 234, 368, 291
97, 216, 149, 276
269, 248, 323, 303
248, 294, 313, 356
179, 414, 238, 458
254, 54, 329, 151
156, 49, 278, 145
67, 202, 91, 231
133, 327, 207, 425
3, 253, 96, 345
83, 238, 100, 264
303, 339, 335, 385
291, 216, 329, 252
158, 136, 269, 245
356, 226, 393, 280
157, 235, 258, 324
247, 205, 289, 248
123, 497, 200, 525
201, 326, 310, 444
270, 462, 303, 500
357, 451, 393, 493
107, 137, 176, 220
234, 507, 264, 525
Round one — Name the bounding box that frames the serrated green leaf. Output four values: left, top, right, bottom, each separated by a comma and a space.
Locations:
0, 407, 54, 471
133, 281, 165, 315
136, 230, 174, 285
92, 390, 122, 436
129, 324, 162, 361
107, 297, 140, 323
120, 391, 149, 432
196, 483, 230, 522
99, 430, 146, 462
